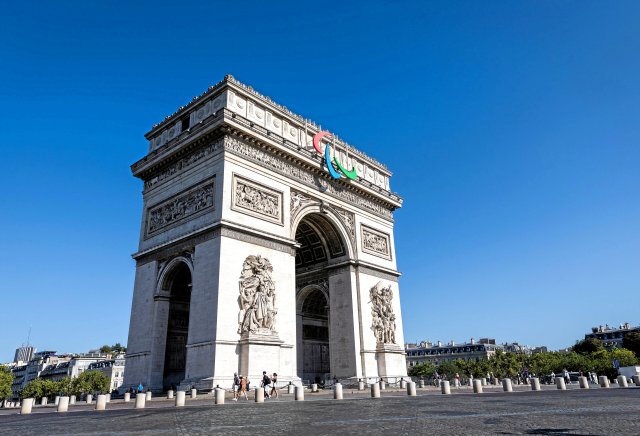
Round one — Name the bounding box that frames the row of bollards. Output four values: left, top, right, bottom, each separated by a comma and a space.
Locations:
14, 374, 640, 414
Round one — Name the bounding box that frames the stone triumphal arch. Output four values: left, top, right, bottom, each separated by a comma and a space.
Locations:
124, 76, 407, 391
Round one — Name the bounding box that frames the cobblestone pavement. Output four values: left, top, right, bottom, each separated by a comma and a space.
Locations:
1, 386, 638, 435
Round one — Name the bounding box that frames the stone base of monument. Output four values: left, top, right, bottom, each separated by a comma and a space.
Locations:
239, 331, 287, 381
375, 344, 408, 378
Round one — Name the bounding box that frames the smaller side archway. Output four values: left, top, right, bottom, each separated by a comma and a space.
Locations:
158, 259, 193, 391
296, 285, 330, 384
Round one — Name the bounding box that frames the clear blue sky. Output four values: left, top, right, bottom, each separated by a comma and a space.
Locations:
1, 1, 638, 362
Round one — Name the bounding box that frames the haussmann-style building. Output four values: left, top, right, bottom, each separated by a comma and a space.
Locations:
123, 75, 407, 392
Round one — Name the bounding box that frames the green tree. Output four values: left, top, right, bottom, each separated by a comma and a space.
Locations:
489, 350, 521, 379
21, 378, 45, 399
0, 366, 13, 400
408, 361, 436, 378
572, 338, 604, 354
622, 332, 640, 358
100, 345, 113, 354
72, 371, 110, 395
437, 360, 462, 379
55, 377, 73, 396
112, 343, 127, 353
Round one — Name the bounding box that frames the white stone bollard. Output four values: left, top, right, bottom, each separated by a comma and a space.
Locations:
311, 383, 318, 393
502, 378, 513, 392
617, 375, 628, 387
145, 391, 152, 401
215, 388, 225, 405
358, 380, 365, 391
441, 380, 451, 395
379, 380, 386, 390
191, 388, 197, 399
57, 396, 70, 413
287, 384, 294, 394
20, 398, 34, 414
556, 378, 566, 390
579, 376, 589, 389
530, 377, 541, 391
54, 396, 60, 406
333, 383, 343, 400
41, 397, 48, 406
175, 391, 186, 407
135, 393, 146, 409
473, 379, 483, 393
86, 394, 93, 404
633, 375, 640, 386
124, 392, 131, 402
295, 386, 304, 401
69, 395, 76, 405
599, 376, 610, 388
167, 390, 174, 399
255, 387, 264, 403
419, 379, 425, 388
106, 393, 111, 403
371, 383, 381, 398
400, 379, 407, 389
481, 378, 487, 386
407, 381, 417, 396
95, 395, 107, 411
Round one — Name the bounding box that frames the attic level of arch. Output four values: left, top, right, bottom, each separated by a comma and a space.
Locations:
131, 106, 402, 211
144, 75, 390, 175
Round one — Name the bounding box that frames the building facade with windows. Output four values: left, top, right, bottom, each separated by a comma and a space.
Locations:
87, 357, 126, 393
405, 339, 501, 368
584, 323, 640, 348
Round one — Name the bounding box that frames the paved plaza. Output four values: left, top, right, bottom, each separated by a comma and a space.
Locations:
1, 385, 638, 435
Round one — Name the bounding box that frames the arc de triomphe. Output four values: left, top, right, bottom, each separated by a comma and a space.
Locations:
123, 75, 407, 391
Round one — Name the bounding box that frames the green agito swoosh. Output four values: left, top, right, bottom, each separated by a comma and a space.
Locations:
334, 157, 358, 180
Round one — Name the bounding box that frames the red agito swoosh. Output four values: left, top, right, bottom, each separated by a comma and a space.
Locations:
312, 131, 331, 154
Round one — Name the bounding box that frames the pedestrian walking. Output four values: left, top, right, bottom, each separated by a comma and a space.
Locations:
262, 371, 272, 399
270, 373, 279, 398
232, 372, 240, 401
239, 375, 249, 400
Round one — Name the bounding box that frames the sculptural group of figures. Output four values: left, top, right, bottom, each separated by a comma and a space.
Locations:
370, 281, 396, 344
237, 255, 277, 335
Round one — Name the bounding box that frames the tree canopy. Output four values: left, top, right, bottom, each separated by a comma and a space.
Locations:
99, 343, 127, 354
572, 338, 604, 354
0, 366, 13, 400
20, 378, 59, 400
408, 361, 436, 377
71, 371, 110, 395
622, 332, 640, 358
20, 371, 111, 400
408, 346, 639, 382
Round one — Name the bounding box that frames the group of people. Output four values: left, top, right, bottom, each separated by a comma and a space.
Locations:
550, 368, 573, 384
232, 371, 278, 401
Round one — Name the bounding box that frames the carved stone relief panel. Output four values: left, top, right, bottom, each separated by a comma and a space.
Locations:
370, 281, 396, 345
360, 224, 392, 260
144, 138, 223, 190
290, 190, 317, 227
223, 136, 394, 220
333, 207, 356, 249
237, 255, 277, 336
232, 174, 284, 225
146, 179, 215, 237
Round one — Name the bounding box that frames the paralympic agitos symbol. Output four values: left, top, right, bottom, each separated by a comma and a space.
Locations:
312, 131, 358, 180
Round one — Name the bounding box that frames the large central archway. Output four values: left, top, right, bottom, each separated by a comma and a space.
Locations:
161, 261, 192, 390
294, 211, 354, 384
